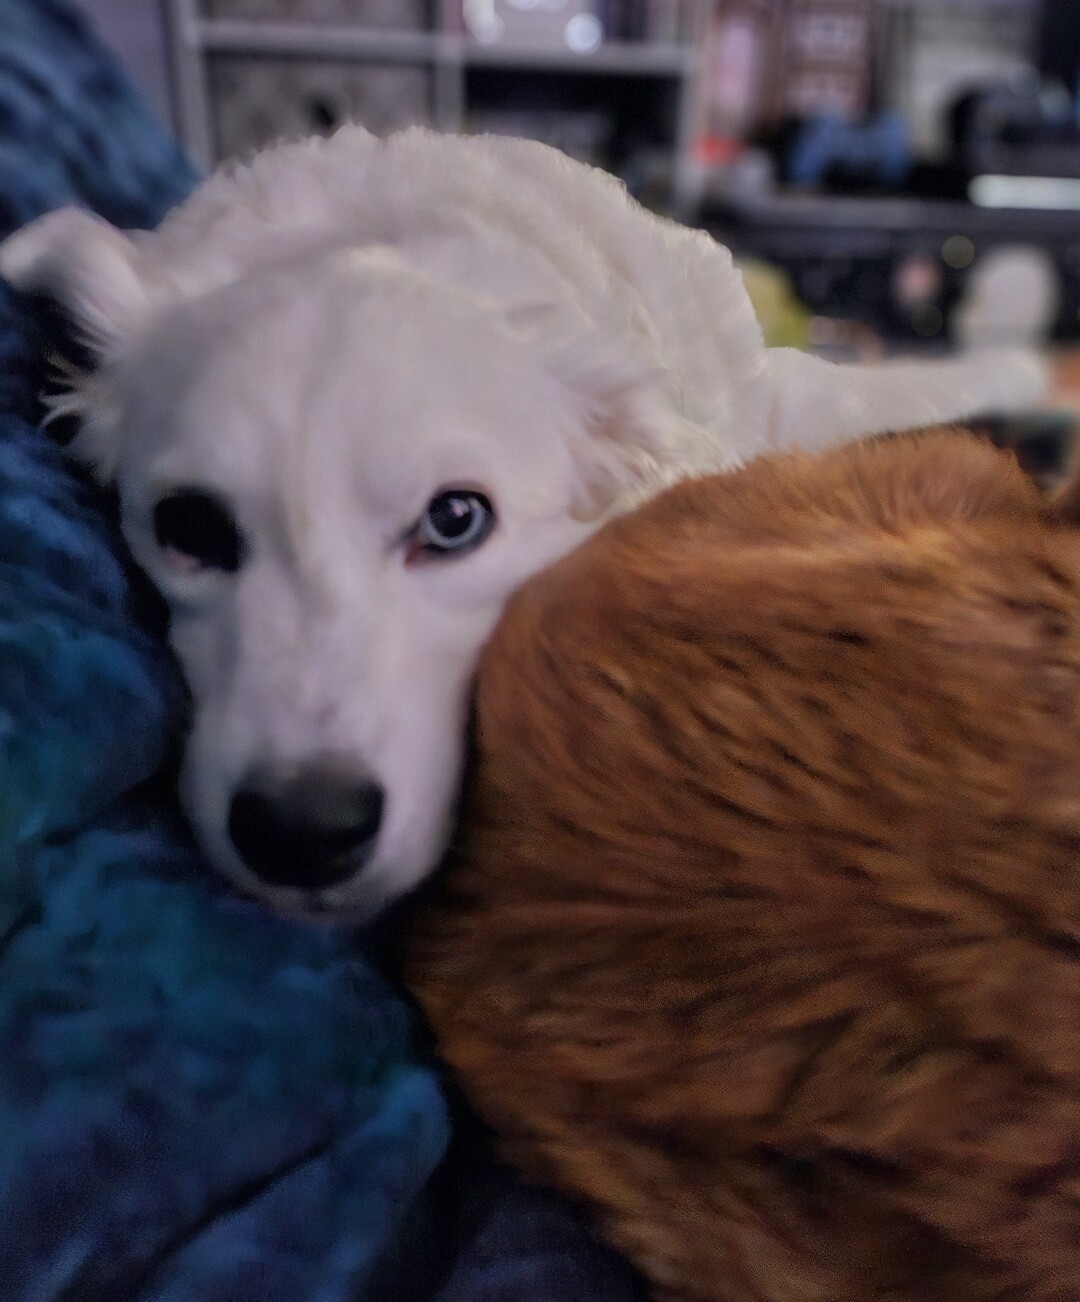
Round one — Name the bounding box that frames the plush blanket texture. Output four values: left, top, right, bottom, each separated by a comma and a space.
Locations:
0, 3, 641, 1298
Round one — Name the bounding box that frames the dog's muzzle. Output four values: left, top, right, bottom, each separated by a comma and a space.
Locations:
227, 762, 384, 890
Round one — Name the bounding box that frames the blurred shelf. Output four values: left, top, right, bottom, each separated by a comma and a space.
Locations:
199, 19, 440, 63
700, 191, 1080, 344
459, 41, 692, 77
166, 0, 703, 210
877, 0, 1037, 7
197, 19, 691, 77
703, 191, 1080, 241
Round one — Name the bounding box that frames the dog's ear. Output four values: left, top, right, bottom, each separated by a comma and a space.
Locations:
562, 352, 685, 518
0, 207, 149, 355
508, 300, 690, 517
0, 209, 153, 479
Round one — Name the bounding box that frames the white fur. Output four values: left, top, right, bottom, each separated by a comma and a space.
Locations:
0, 126, 1049, 919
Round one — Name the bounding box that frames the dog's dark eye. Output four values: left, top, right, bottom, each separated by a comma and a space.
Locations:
153, 489, 243, 573
411, 489, 495, 560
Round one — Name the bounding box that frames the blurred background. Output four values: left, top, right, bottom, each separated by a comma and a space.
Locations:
79, 0, 1080, 438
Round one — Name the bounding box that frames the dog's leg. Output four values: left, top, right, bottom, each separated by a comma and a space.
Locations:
765, 345, 1049, 452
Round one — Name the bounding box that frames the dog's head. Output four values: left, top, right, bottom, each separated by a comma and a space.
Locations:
0, 205, 677, 920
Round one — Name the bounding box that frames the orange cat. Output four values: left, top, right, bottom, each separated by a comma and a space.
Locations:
406, 431, 1080, 1302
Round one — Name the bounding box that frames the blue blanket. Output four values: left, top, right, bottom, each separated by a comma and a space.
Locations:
0, 3, 641, 1298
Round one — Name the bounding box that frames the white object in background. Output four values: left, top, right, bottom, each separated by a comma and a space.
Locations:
953, 245, 1060, 351
463, 0, 604, 48
970, 175, 1080, 212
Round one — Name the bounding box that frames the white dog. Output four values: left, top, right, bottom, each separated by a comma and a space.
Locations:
0, 126, 1047, 921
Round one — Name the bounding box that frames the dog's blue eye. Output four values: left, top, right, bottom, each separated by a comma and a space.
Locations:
153, 489, 243, 573
415, 490, 495, 558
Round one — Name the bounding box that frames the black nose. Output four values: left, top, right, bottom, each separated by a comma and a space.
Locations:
228, 766, 385, 890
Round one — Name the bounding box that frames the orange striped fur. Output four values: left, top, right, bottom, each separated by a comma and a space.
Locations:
406, 431, 1080, 1301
